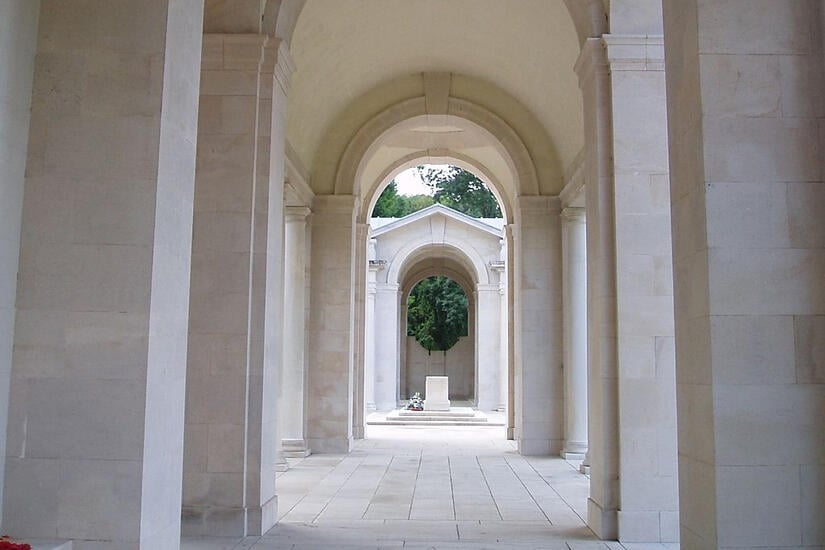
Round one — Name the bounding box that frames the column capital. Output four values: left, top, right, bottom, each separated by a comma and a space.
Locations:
262, 37, 296, 94
313, 194, 357, 214
284, 205, 311, 222
603, 34, 665, 72
574, 37, 609, 89
561, 207, 586, 223
476, 284, 500, 293
376, 282, 399, 293
517, 195, 561, 215
368, 259, 387, 272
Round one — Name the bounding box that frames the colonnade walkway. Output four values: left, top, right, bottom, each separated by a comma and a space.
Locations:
183, 423, 678, 550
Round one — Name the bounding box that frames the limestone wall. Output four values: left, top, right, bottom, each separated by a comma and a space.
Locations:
664, 0, 825, 546
0, 0, 39, 522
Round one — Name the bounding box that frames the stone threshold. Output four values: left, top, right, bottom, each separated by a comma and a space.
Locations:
368, 407, 506, 426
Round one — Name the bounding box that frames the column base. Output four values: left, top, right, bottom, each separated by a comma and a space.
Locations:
562, 451, 586, 461
518, 438, 564, 456
561, 440, 588, 461
308, 436, 352, 454
617, 510, 674, 543
182, 494, 278, 537
281, 438, 311, 458
587, 498, 618, 540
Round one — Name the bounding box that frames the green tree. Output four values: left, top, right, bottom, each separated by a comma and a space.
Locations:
420, 166, 502, 218
407, 276, 468, 352
372, 181, 434, 217
371, 166, 501, 219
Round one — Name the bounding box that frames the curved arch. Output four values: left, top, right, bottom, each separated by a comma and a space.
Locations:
401, 265, 476, 306
267, 0, 607, 50
263, 0, 307, 43
387, 240, 490, 288
333, 97, 539, 199
563, 0, 608, 44
360, 150, 512, 225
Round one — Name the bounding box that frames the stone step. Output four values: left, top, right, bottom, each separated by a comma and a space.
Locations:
398, 409, 477, 418
366, 408, 506, 426
367, 420, 503, 426
389, 415, 488, 422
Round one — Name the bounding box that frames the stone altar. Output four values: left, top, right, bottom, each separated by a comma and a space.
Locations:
424, 376, 450, 411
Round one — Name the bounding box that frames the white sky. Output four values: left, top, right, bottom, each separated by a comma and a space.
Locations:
392, 164, 450, 196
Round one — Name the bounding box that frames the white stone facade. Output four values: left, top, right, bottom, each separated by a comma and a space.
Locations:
367, 205, 506, 411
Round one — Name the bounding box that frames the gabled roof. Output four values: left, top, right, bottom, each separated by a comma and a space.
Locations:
370, 204, 504, 238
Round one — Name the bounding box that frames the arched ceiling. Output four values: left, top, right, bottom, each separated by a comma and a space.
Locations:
399, 248, 479, 295
286, 0, 584, 195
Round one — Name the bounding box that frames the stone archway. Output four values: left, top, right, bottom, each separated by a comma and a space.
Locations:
366, 204, 506, 414
399, 272, 476, 405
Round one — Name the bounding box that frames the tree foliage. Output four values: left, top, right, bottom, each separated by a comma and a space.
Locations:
372, 182, 435, 217
420, 166, 502, 218
407, 276, 468, 352
371, 167, 501, 218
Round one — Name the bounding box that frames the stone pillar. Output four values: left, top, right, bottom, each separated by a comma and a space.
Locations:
576, 31, 679, 542
608, 35, 678, 542
491, 249, 508, 412
364, 244, 382, 411
514, 197, 564, 455
664, 2, 825, 547
373, 282, 400, 411
280, 206, 311, 457
183, 33, 293, 537
577, 37, 620, 540
503, 225, 517, 439
475, 285, 501, 411
351, 223, 369, 439
561, 207, 588, 460
307, 195, 357, 453
0, 0, 39, 523
2, 1, 203, 546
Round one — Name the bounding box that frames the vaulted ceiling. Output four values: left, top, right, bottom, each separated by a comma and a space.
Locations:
285, 0, 584, 196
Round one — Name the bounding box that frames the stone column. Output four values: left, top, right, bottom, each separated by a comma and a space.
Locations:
491, 250, 508, 412
307, 195, 357, 453
373, 282, 400, 411
577, 37, 620, 540
664, 1, 825, 547
0, 0, 39, 522
561, 207, 588, 460
475, 284, 502, 411
183, 34, 293, 537
280, 206, 311, 457
2, 1, 203, 547
351, 223, 369, 439
514, 197, 564, 455
364, 244, 382, 411
577, 32, 679, 542
503, 225, 517, 438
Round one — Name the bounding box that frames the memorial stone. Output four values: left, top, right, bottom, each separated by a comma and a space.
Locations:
424, 376, 451, 411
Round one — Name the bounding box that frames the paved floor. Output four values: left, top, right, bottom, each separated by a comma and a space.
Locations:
183, 422, 679, 549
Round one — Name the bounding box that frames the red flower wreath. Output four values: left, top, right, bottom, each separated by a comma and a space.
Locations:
0, 535, 31, 550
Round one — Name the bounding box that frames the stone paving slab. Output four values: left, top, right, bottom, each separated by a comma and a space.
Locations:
184, 424, 679, 550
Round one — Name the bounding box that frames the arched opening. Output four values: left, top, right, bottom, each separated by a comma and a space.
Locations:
401, 275, 473, 404
364, 205, 507, 416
